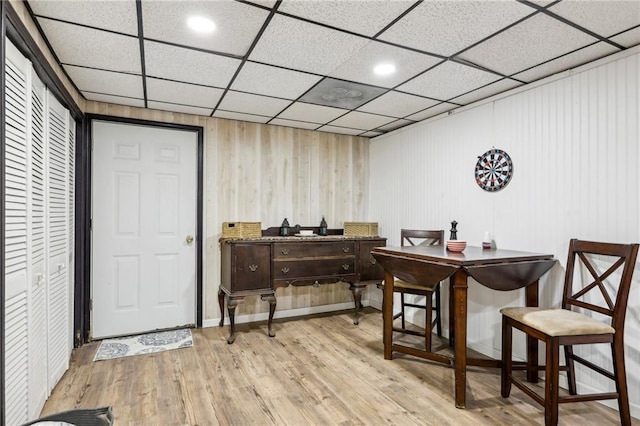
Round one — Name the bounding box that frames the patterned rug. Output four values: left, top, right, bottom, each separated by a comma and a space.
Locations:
93, 328, 193, 361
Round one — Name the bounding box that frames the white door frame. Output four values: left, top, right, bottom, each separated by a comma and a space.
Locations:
86, 116, 203, 339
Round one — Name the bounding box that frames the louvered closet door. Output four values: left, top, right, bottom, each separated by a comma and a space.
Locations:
28, 73, 48, 415
4, 40, 30, 426
46, 92, 71, 387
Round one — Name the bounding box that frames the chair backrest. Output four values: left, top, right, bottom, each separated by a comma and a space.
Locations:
401, 229, 444, 248
563, 239, 639, 333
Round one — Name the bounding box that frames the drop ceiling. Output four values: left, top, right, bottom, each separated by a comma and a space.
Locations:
26, 0, 640, 137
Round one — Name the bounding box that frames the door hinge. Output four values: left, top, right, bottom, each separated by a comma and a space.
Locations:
89, 299, 93, 310
90, 219, 93, 230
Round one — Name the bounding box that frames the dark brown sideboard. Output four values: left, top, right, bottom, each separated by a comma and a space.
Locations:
218, 235, 386, 343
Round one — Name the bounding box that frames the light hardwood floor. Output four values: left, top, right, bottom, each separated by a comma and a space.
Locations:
41, 308, 636, 425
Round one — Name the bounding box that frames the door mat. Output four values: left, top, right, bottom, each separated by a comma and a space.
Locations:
94, 328, 193, 361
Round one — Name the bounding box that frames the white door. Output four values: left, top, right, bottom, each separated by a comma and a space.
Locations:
91, 121, 197, 338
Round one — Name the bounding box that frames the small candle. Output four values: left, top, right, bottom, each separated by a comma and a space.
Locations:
482, 231, 491, 249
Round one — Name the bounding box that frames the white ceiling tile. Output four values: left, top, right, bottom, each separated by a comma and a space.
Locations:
329, 40, 442, 88
249, 14, 369, 74
213, 111, 270, 124
30, 0, 138, 35
82, 92, 145, 108
38, 18, 140, 73
377, 119, 415, 131
277, 102, 347, 123
147, 101, 213, 117
278, 0, 414, 37
144, 41, 241, 87
610, 26, 640, 48
405, 102, 458, 121
458, 14, 600, 76
218, 91, 291, 117
330, 111, 395, 130
142, 1, 269, 56
64, 65, 143, 98
360, 131, 384, 138
146, 78, 224, 109
358, 91, 439, 118
378, 1, 533, 56
397, 61, 501, 101
269, 119, 320, 130
317, 125, 364, 136
548, 1, 640, 39
512, 42, 619, 83
245, 1, 278, 7
232, 62, 322, 99
450, 78, 524, 105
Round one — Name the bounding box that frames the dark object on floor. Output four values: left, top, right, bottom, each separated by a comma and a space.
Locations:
21, 406, 114, 426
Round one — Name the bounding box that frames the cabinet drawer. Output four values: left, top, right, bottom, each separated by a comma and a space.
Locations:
273, 241, 355, 259
273, 258, 356, 279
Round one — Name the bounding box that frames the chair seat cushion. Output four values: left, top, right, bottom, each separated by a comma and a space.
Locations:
394, 279, 438, 293
500, 307, 614, 337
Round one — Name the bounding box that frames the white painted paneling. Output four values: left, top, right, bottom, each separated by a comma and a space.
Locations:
370, 51, 640, 416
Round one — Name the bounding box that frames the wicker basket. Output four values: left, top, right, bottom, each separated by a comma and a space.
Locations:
222, 222, 262, 238
344, 222, 378, 237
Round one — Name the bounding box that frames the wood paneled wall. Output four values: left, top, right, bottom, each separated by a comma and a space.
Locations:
368, 48, 640, 417
84, 101, 372, 320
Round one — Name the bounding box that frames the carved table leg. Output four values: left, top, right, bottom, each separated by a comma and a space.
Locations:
218, 288, 225, 327
261, 293, 277, 337
226, 296, 241, 344
349, 283, 365, 325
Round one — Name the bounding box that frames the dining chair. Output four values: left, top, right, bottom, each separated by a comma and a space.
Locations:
382, 229, 444, 351
500, 239, 639, 426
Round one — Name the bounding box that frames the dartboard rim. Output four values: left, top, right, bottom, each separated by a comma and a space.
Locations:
474, 148, 513, 192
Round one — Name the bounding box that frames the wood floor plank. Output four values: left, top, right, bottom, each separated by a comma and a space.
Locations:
40, 308, 637, 425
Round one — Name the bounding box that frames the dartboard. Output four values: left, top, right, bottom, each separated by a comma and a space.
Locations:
474, 148, 513, 192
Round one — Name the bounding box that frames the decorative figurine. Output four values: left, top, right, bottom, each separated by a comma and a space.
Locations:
319, 216, 328, 236
450, 220, 458, 240
280, 218, 290, 236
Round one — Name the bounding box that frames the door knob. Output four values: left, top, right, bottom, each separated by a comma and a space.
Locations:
186, 235, 194, 245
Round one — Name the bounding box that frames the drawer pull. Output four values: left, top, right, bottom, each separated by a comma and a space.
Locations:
313, 281, 320, 288
281, 248, 289, 255
370, 258, 377, 265
342, 247, 350, 253
281, 267, 290, 274
249, 264, 258, 272
342, 264, 350, 270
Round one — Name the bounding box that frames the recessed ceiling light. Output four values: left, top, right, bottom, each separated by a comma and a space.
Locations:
187, 16, 215, 33
373, 63, 396, 76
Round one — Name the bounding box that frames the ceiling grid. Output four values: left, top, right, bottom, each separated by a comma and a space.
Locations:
25, 0, 640, 136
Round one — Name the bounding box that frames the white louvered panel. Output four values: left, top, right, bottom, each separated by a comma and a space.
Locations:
4, 40, 30, 426
47, 273, 69, 383
4, 58, 28, 282
46, 92, 71, 388
30, 80, 46, 268
4, 292, 29, 425
370, 51, 640, 416
28, 74, 49, 417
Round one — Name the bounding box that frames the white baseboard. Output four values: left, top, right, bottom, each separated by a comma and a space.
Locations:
203, 300, 364, 329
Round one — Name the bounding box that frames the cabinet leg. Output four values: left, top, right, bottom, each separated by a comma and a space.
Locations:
218, 288, 225, 327
349, 283, 364, 325
226, 297, 240, 344
262, 293, 277, 337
